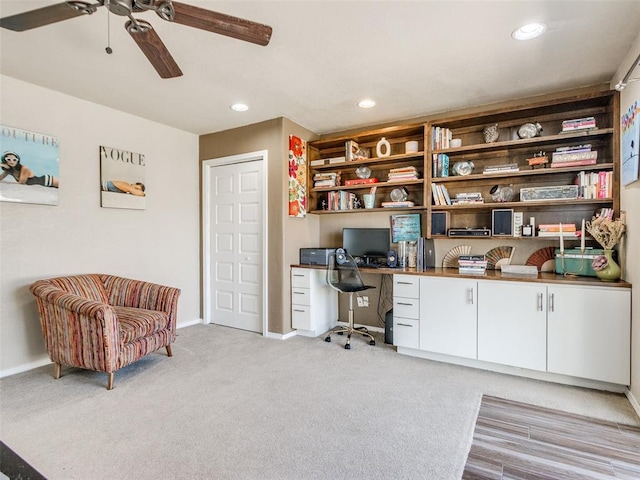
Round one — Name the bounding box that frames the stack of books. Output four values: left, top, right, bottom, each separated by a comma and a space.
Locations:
575, 170, 612, 199
432, 153, 450, 177
483, 163, 519, 174
381, 201, 415, 208
537, 223, 579, 238
561, 116, 597, 132
431, 126, 452, 150
550, 144, 598, 168
458, 255, 487, 274
451, 192, 484, 205
313, 172, 338, 188
388, 166, 419, 182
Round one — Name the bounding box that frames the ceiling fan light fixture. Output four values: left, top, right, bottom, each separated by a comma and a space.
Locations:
358, 99, 376, 109
230, 103, 249, 112
511, 22, 547, 40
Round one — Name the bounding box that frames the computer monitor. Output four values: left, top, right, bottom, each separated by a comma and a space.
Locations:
342, 227, 391, 264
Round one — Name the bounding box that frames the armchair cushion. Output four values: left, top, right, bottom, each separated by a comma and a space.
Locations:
115, 306, 170, 344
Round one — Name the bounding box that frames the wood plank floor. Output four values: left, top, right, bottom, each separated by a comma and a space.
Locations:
462, 395, 640, 479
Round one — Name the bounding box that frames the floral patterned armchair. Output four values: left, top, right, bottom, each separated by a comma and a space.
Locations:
29, 274, 180, 390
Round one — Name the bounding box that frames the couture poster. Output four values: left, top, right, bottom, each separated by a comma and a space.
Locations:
0, 125, 59, 205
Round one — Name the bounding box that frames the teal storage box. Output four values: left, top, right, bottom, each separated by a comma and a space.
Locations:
554, 248, 606, 277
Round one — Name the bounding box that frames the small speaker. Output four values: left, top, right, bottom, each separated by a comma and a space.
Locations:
431, 211, 449, 236
335, 248, 348, 265
492, 209, 514, 236
387, 250, 398, 268
423, 238, 436, 268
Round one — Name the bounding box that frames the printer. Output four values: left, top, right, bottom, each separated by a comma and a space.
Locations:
299, 248, 335, 266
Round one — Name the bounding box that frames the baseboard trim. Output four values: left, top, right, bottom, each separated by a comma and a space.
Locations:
0, 358, 51, 379
177, 318, 203, 329
265, 330, 298, 340
396, 347, 628, 393
625, 388, 640, 418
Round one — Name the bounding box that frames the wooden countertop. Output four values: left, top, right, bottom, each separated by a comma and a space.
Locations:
291, 264, 631, 288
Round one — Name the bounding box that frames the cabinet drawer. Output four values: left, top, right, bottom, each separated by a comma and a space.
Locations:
291, 305, 311, 330
393, 297, 420, 319
291, 287, 310, 306
393, 318, 419, 349
394, 275, 420, 298
291, 269, 312, 288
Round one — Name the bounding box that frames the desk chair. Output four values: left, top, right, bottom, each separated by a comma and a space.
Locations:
324, 249, 376, 349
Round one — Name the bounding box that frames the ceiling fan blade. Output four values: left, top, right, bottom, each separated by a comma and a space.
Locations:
0, 2, 98, 32
126, 20, 183, 79
169, 2, 272, 46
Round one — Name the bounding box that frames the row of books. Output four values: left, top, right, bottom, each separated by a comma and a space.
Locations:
551, 144, 598, 168
431, 127, 453, 150
575, 170, 612, 199
323, 191, 358, 211
388, 166, 419, 182
561, 116, 597, 132
431, 153, 450, 178
431, 183, 452, 205
458, 255, 487, 275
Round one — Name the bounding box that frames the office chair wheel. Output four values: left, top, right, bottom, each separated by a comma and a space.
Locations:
369, 340, 376, 346
325, 336, 331, 342
337, 332, 344, 335
344, 344, 351, 350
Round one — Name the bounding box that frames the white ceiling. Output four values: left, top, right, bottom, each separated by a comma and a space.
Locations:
1, 1, 640, 136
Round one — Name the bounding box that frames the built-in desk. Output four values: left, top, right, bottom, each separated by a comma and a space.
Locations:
291, 265, 631, 391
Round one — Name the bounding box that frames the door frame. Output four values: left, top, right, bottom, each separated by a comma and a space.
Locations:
202, 150, 269, 336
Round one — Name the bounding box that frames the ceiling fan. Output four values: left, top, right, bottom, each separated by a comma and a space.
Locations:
0, 1, 273, 79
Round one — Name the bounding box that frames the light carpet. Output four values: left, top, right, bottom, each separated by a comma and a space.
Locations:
0, 324, 637, 480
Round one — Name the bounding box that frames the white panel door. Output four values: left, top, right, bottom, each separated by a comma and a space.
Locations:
208, 160, 263, 332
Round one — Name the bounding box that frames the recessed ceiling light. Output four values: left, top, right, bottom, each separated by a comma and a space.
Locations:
511, 22, 547, 40
358, 99, 376, 109
230, 103, 249, 112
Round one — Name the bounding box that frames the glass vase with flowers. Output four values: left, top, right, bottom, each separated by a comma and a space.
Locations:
586, 210, 626, 282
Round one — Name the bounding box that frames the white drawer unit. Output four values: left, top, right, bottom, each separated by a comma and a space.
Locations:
393, 274, 420, 349
291, 268, 338, 337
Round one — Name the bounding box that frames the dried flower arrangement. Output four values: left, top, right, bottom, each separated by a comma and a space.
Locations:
586, 209, 626, 250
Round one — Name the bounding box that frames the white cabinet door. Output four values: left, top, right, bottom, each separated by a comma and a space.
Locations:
477, 280, 547, 371
419, 276, 477, 359
547, 284, 630, 385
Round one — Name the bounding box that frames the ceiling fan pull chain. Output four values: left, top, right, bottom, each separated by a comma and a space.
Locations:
105, 0, 113, 54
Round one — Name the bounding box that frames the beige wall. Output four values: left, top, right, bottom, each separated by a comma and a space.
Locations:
0, 75, 201, 376
199, 118, 318, 335
613, 33, 640, 407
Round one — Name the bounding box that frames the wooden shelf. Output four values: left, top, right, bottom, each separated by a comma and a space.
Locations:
306, 87, 619, 231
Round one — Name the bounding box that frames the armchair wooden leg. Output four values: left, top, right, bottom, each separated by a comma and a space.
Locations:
107, 372, 114, 390
166, 345, 173, 357
54, 363, 61, 379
